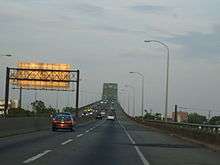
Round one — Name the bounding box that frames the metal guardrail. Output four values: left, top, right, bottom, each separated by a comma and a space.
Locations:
142, 119, 220, 134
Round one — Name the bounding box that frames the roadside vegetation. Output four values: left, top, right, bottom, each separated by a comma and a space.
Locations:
6, 100, 74, 117
140, 111, 220, 125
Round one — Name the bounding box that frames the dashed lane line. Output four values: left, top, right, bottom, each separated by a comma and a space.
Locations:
61, 139, 73, 145
23, 150, 52, 164
77, 134, 84, 138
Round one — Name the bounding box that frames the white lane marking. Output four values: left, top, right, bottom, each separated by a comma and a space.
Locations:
94, 120, 105, 128
118, 121, 150, 165
77, 134, 84, 138
61, 139, 73, 145
23, 150, 52, 164
86, 120, 106, 133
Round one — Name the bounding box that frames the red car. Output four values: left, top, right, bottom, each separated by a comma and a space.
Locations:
52, 113, 77, 131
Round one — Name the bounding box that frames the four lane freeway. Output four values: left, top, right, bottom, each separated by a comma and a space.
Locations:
0, 109, 219, 165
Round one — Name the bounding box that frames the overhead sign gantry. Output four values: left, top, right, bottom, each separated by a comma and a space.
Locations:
4, 62, 80, 117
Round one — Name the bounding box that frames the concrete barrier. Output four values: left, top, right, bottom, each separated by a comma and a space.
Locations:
0, 117, 50, 138
0, 116, 96, 138
0, 102, 99, 138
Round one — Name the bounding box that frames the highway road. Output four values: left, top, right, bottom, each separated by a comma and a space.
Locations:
0, 109, 220, 165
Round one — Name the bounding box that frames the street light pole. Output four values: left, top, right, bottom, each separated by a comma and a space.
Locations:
0, 54, 12, 57
144, 40, 170, 122
129, 71, 144, 117
125, 84, 135, 117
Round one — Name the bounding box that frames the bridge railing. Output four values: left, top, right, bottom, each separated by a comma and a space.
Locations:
142, 119, 220, 134
121, 107, 220, 145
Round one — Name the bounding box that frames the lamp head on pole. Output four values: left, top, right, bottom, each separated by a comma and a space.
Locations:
1, 54, 12, 57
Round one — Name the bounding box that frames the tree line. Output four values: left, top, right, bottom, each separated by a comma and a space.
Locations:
143, 112, 220, 125
7, 100, 75, 117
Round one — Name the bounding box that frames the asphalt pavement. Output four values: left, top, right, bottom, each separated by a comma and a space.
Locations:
0, 110, 220, 165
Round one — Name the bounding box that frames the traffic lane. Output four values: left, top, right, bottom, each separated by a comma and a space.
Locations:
0, 119, 102, 165
119, 114, 220, 165
30, 119, 144, 165
0, 119, 98, 151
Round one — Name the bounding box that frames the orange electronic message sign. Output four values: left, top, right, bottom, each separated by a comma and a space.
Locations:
15, 62, 71, 89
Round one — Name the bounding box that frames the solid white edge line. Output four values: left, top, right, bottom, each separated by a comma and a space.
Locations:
61, 139, 73, 145
23, 150, 52, 164
118, 120, 150, 165
77, 134, 84, 137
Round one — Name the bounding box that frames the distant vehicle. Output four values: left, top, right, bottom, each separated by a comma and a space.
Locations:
52, 113, 77, 131
96, 114, 102, 120
107, 115, 115, 120
100, 111, 106, 116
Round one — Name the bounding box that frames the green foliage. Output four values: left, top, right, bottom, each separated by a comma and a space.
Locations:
7, 108, 34, 117
46, 106, 57, 115
143, 112, 162, 120
188, 113, 207, 124
31, 100, 46, 114
144, 112, 155, 120
62, 106, 75, 113
155, 113, 162, 120
209, 116, 220, 125
5, 100, 58, 117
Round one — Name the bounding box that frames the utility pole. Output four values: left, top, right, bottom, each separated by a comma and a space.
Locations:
174, 104, 178, 122
56, 91, 59, 112
208, 110, 212, 120
4, 67, 10, 117
34, 90, 37, 101
19, 87, 22, 109
75, 70, 80, 118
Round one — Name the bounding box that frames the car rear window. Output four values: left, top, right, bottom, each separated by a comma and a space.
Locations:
55, 115, 71, 120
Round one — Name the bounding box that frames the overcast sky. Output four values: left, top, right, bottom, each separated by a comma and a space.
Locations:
0, 0, 220, 117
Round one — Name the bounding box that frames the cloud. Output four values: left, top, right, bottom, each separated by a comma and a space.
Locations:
166, 24, 220, 60
130, 4, 169, 13
72, 3, 105, 16
90, 25, 147, 35
1, 0, 220, 115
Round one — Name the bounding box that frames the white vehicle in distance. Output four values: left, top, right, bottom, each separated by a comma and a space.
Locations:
107, 115, 115, 120
100, 111, 106, 116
